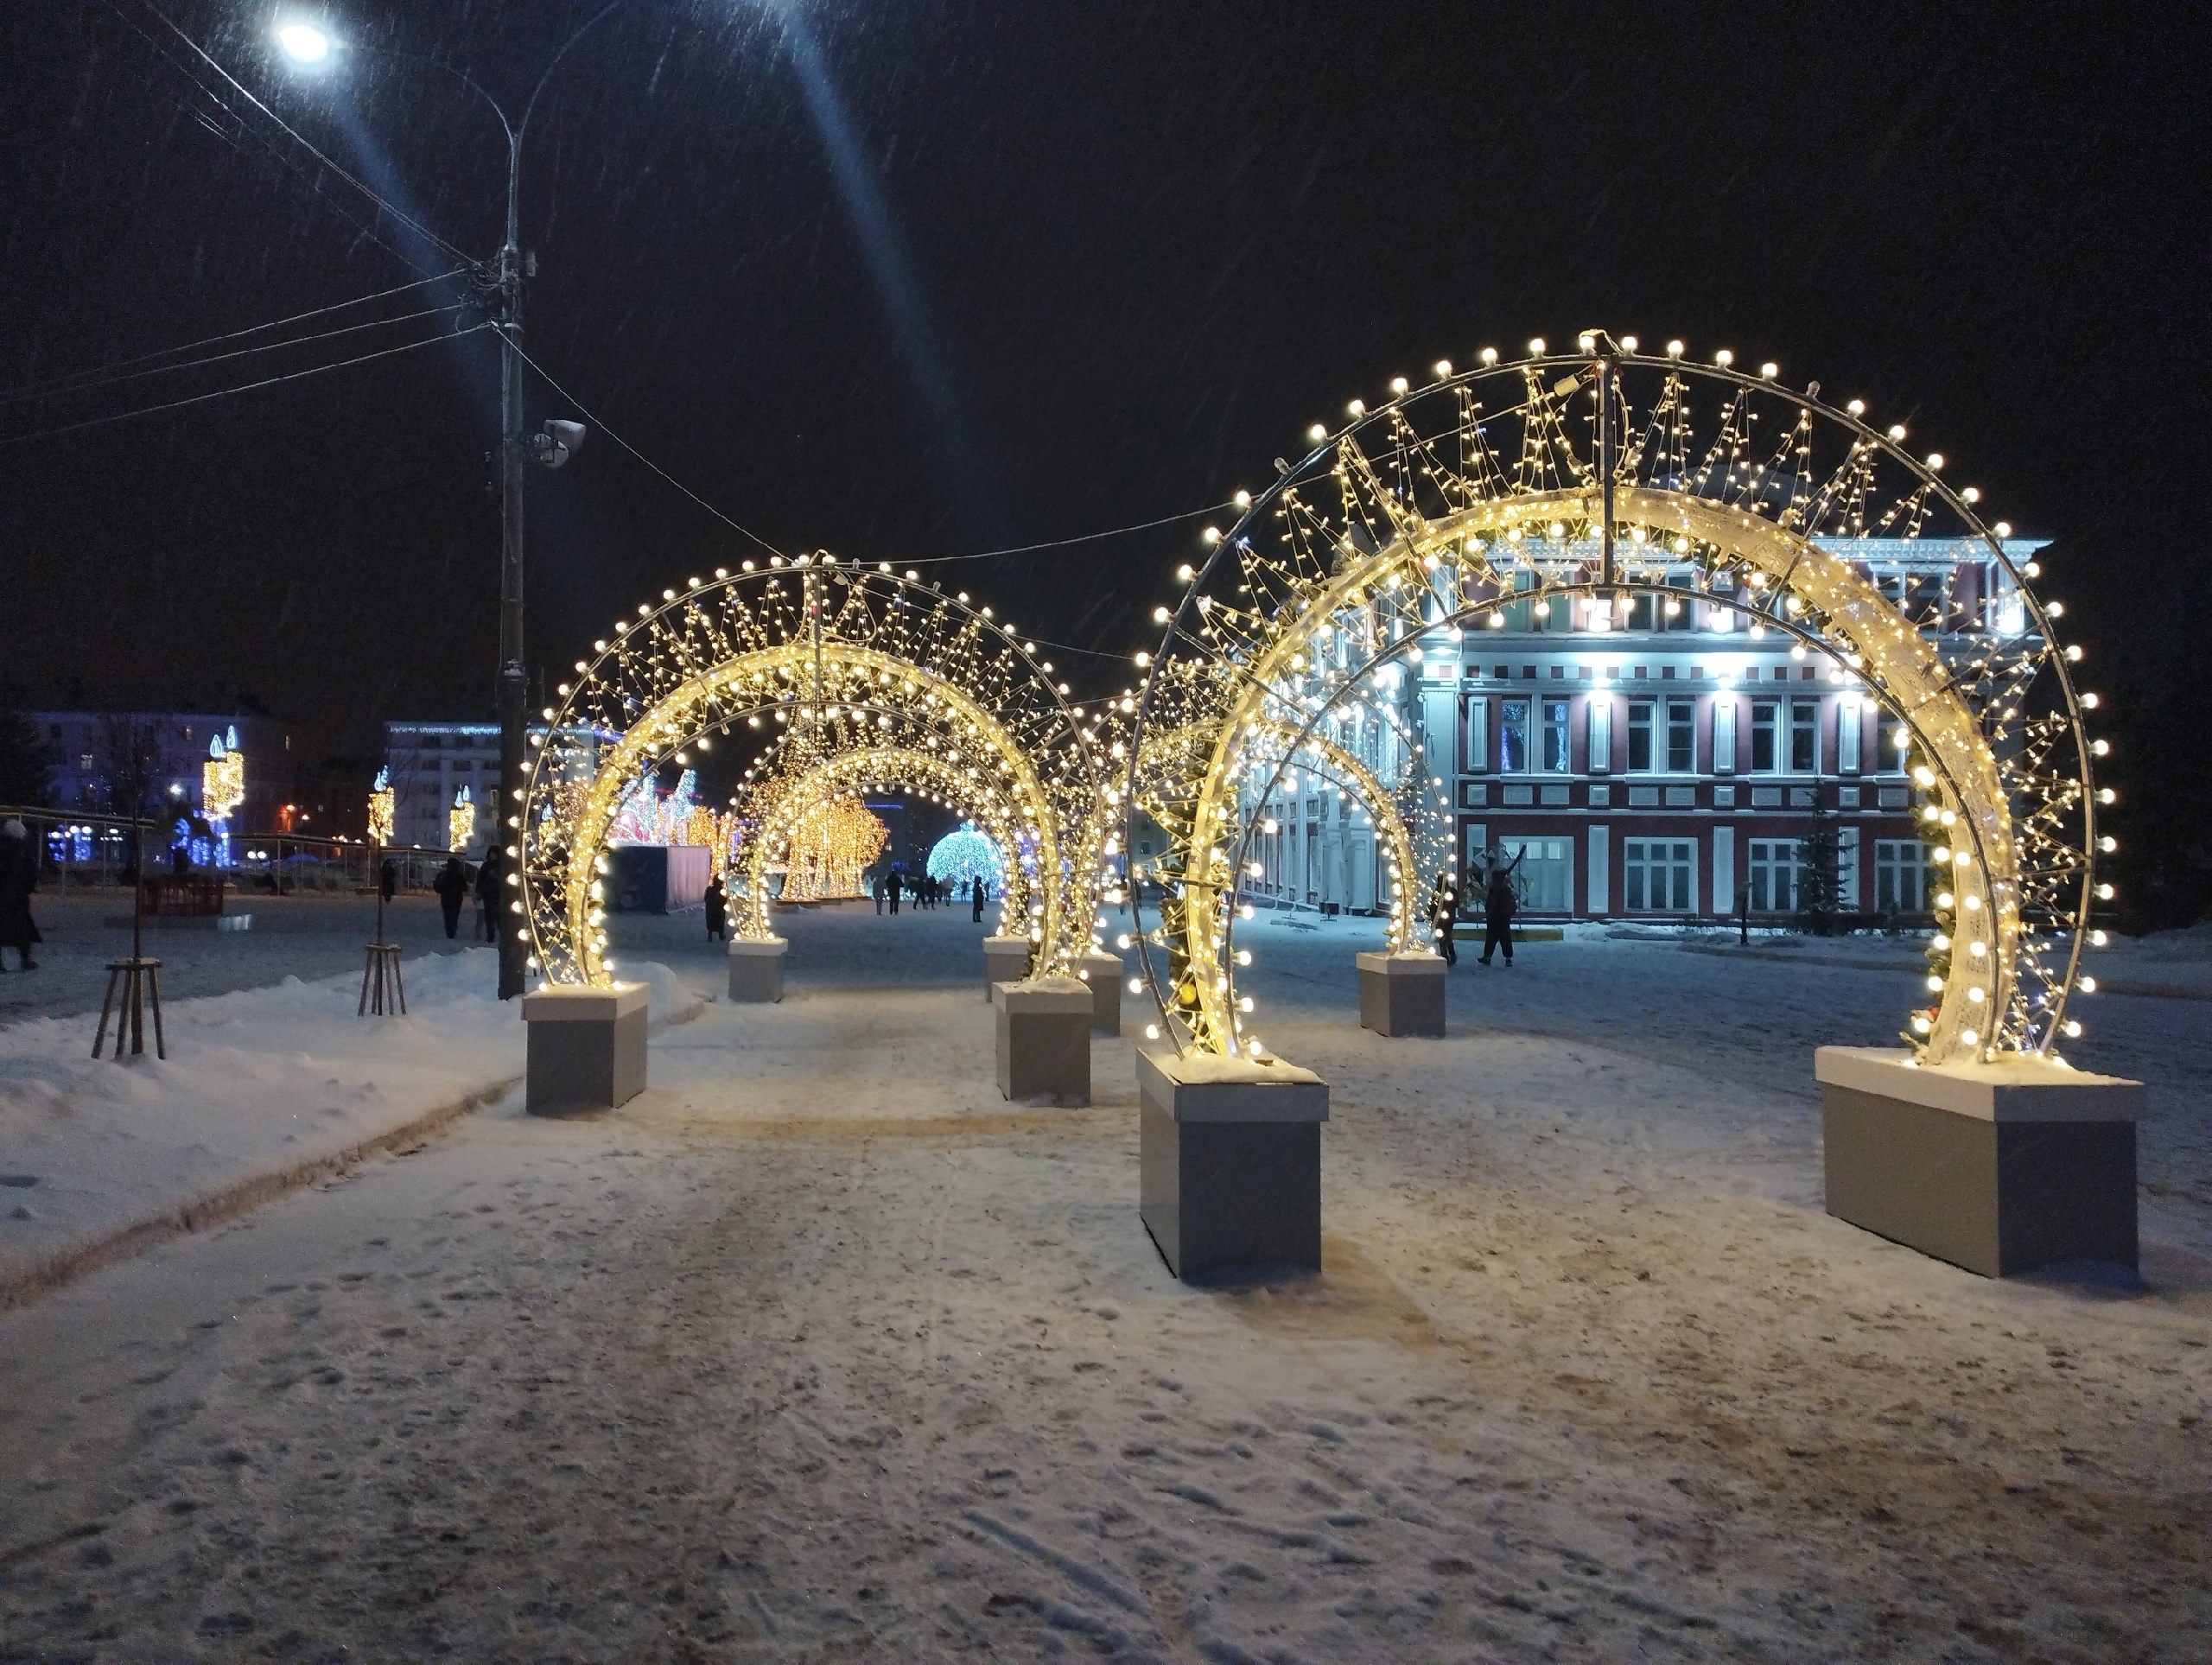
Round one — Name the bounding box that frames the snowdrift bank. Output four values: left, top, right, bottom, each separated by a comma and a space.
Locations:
0, 950, 704, 1306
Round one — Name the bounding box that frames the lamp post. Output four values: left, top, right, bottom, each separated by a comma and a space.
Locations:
276, 7, 620, 998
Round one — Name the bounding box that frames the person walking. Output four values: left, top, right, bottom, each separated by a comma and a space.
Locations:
378, 858, 398, 904
432, 855, 469, 939
704, 873, 728, 942
971, 875, 987, 924
1428, 873, 1458, 965
1477, 861, 1517, 968
886, 867, 901, 915
0, 819, 41, 971
872, 872, 885, 915
474, 846, 503, 943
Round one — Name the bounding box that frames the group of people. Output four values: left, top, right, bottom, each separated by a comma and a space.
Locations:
1427, 848, 1522, 968
871, 867, 990, 923
429, 847, 506, 942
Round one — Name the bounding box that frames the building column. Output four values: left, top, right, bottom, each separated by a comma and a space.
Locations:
1586, 824, 1609, 917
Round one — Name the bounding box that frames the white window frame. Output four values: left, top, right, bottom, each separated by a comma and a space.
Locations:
1747, 838, 1805, 912
1463, 696, 1489, 774
1586, 696, 1612, 774
1838, 698, 1863, 775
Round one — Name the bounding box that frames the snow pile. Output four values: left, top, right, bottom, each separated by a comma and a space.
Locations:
0, 950, 703, 1305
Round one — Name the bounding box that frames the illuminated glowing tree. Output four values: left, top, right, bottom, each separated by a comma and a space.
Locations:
1128, 334, 2101, 1065
366, 766, 395, 848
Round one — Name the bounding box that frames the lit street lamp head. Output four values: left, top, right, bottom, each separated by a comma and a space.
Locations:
275, 21, 333, 64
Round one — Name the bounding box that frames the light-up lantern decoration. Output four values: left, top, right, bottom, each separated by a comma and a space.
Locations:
200, 727, 245, 867
367, 766, 395, 848
449, 785, 476, 853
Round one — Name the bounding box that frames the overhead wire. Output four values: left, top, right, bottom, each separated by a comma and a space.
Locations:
1, 302, 473, 405
0, 269, 467, 404
133, 0, 477, 267
0, 322, 492, 447
103, 3, 463, 282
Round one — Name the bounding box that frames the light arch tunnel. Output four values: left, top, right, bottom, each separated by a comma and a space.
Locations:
518, 564, 1112, 988
1140, 477, 2093, 1066
729, 742, 1036, 940
1127, 715, 1433, 976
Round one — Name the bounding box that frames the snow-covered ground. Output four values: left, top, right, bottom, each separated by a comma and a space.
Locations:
0, 901, 2206, 1661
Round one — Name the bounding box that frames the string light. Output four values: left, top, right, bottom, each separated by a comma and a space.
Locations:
1124, 335, 2100, 1064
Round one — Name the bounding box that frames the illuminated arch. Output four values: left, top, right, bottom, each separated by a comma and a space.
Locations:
1131, 340, 2097, 1066
730, 743, 1033, 939
523, 559, 1106, 985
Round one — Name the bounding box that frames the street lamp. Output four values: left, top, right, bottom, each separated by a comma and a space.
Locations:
273, 5, 623, 999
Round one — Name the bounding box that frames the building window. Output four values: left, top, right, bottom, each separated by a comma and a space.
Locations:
1874, 840, 1936, 912
1623, 839, 1695, 912
1751, 699, 1781, 772
1541, 699, 1570, 772
1626, 699, 1655, 772
1748, 839, 1804, 912
1462, 696, 1489, 773
1498, 836, 1573, 911
1876, 708, 1909, 772
1790, 699, 1819, 772
1498, 699, 1530, 772
1586, 697, 1611, 774
1667, 699, 1695, 772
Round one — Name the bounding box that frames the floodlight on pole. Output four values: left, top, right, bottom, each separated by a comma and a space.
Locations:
276, 21, 333, 62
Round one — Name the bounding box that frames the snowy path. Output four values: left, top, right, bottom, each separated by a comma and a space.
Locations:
0, 906, 2207, 1661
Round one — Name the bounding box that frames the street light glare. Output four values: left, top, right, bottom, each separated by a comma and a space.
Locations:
276, 22, 332, 63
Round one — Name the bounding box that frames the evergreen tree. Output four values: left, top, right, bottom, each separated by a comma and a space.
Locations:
1794, 800, 1845, 937
0, 679, 55, 808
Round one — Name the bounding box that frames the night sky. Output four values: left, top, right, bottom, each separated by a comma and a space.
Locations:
3, 3, 2207, 806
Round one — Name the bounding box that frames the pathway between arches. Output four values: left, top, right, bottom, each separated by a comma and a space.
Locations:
2, 908, 2207, 1658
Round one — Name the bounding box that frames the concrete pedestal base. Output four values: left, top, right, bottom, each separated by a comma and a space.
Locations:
994, 976, 1093, 1104
522, 982, 648, 1115
1076, 950, 1124, 1035
982, 935, 1033, 999
1139, 1049, 1329, 1281
1815, 1046, 2141, 1277
1356, 950, 1446, 1037
727, 936, 788, 1002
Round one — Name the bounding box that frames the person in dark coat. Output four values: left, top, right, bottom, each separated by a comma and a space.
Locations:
704, 874, 728, 942
474, 846, 503, 942
970, 876, 987, 924
886, 867, 901, 915
378, 858, 398, 904
1428, 874, 1458, 965
432, 855, 469, 939
0, 819, 41, 971
1477, 861, 1517, 968
872, 872, 885, 914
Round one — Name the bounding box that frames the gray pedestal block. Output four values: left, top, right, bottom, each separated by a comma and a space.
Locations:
1077, 950, 1124, 1035
1356, 951, 1446, 1037
1815, 1046, 2141, 1277
994, 977, 1093, 1104
1139, 1049, 1329, 1281
727, 936, 788, 1002
982, 936, 1033, 999
522, 982, 648, 1115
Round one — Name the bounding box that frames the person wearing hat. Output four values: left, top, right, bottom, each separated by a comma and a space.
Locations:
0, 819, 41, 971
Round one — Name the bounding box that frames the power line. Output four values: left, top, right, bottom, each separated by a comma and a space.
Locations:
912, 501, 1237, 565
0, 270, 467, 403
0, 323, 490, 447
495, 330, 786, 558
2, 302, 471, 405
136, 0, 477, 267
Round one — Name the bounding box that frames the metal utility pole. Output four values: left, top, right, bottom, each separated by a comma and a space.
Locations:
494, 152, 528, 1001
